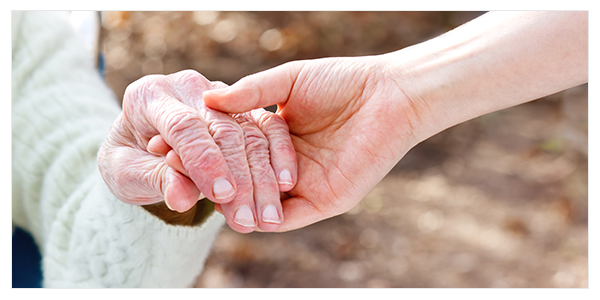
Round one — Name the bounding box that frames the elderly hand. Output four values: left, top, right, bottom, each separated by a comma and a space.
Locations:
97, 70, 297, 233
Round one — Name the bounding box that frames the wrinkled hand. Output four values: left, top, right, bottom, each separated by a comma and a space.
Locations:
203, 57, 420, 231
98, 70, 297, 233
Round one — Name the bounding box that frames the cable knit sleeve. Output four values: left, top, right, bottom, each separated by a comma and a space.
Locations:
11, 11, 225, 287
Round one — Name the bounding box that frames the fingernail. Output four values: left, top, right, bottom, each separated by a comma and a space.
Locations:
213, 178, 235, 200
164, 183, 176, 211
261, 205, 281, 224
279, 169, 293, 185
165, 200, 175, 211
234, 206, 256, 227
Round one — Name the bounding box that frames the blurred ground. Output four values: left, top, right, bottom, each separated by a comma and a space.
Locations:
101, 11, 588, 288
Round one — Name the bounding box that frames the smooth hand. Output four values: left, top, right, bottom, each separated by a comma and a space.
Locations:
204, 12, 589, 232
98, 70, 297, 232
203, 57, 419, 231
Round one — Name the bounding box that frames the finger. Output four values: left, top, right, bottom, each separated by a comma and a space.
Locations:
248, 109, 298, 192
124, 75, 237, 204
213, 79, 297, 192
165, 150, 207, 201
166, 149, 188, 177
164, 168, 202, 213
236, 114, 283, 232
214, 203, 223, 214
202, 61, 306, 113
147, 134, 171, 156
277, 196, 331, 232
147, 134, 203, 200
148, 134, 197, 191
208, 115, 258, 234
166, 70, 258, 233
105, 149, 200, 212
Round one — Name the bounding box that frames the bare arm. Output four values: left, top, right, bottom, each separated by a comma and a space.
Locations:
385, 11, 588, 143
203, 11, 588, 231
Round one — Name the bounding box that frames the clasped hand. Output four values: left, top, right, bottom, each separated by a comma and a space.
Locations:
99, 12, 588, 235
100, 57, 419, 234
98, 70, 297, 233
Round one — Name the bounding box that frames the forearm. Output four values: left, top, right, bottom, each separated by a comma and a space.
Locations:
382, 11, 588, 143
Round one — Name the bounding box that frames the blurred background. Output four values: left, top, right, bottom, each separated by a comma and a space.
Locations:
100, 11, 588, 288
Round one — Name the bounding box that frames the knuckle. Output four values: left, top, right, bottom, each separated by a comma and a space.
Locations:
210, 121, 244, 146
109, 156, 166, 203
244, 130, 269, 154
170, 69, 210, 91
124, 75, 167, 100
253, 167, 276, 186
257, 111, 289, 131
192, 146, 224, 172
167, 111, 202, 143
174, 69, 200, 78
232, 176, 253, 196
271, 142, 296, 158
174, 69, 201, 82
143, 162, 168, 195
247, 161, 277, 191
123, 74, 170, 111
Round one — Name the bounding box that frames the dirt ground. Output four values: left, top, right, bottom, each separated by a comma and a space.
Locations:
101, 11, 588, 288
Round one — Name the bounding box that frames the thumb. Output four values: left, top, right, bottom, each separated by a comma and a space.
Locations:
164, 168, 202, 213
203, 61, 305, 113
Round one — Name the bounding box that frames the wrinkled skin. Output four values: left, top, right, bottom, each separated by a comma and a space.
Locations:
204, 57, 421, 232
98, 70, 297, 233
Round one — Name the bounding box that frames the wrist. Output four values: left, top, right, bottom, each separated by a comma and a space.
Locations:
378, 21, 500, 145
379, 11, 587, 144
375, 49, 455, 146
378, 44, 477, 144
143, 198, 215, 226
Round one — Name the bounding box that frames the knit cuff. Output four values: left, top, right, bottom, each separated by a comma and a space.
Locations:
43, 170, 225, 287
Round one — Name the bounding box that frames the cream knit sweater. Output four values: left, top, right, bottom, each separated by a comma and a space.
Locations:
12, 11, 225, 288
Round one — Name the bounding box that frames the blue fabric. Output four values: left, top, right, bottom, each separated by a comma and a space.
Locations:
98, 53, 105, 78
11, 50, 103, 287
12, 13, 104, 289
12, 227, 42, 288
